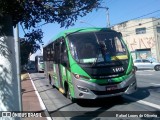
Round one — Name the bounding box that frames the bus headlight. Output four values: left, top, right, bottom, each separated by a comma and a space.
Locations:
77, 86, 89, 92
73, 73, 90, 80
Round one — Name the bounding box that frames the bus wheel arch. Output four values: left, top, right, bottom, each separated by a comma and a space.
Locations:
48, 74, 51, 84
64, 81, 75, 102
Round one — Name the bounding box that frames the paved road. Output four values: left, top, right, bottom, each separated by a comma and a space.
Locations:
29, 70, 160, 120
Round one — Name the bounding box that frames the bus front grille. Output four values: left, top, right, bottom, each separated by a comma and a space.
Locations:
91, 86, 128, 95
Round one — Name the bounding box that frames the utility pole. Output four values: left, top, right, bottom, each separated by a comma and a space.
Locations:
98, 7, 110, 28
106, 7, 110, 28
14, 24, 22, 112
0, 15, 21, 120
41, 43, 44, 55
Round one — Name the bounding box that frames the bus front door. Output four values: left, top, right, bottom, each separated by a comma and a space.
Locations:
55, 42, 65, 93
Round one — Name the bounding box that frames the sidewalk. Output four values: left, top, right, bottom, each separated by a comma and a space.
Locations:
21, 73, 48, 120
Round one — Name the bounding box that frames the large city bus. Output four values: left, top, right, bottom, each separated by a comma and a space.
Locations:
35, 55, 44, 72
43, 28, 137, 102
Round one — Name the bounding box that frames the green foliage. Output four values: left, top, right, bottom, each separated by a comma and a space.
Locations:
20, 29, 43, 65
0, 0, 101, 62
0, 0, 101, 28
20, 38, 30, 66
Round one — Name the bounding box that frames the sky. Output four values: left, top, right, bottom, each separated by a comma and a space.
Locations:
19, 0, 160, 60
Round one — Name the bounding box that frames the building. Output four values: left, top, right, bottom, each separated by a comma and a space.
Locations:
112, 18, 160, 62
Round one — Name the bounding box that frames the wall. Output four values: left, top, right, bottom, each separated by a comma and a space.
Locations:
113, 18, 160, 61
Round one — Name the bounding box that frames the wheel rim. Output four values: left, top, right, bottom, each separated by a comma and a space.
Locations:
156, 66, 160, 71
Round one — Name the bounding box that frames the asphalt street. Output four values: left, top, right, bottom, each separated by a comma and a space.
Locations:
29, 70, 160, 120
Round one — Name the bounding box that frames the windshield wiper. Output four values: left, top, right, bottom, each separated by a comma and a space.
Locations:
91, 32, 112, 66
91, 32, 101, 66
92, 48, 101, 66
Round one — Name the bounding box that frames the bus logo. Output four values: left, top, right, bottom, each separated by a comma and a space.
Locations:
112, 67, 124, 72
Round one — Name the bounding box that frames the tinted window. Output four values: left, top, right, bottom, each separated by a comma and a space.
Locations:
43, 43, 54, 61
68, 31, 128, 63
39, 56, 43, 62
142, 59, 150, 63
136, 27, 146, 34
157, 27, 160, 33
135, 60, 141, 63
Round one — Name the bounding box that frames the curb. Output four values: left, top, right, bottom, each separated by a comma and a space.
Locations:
28, 73, 52, 120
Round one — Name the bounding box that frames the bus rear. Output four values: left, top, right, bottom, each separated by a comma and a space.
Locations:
66, 29, 137, 99
35, 55, 44, 72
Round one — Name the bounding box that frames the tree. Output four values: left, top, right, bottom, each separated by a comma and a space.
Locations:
3, 0, 100, 66
20, 29, 43, 66
0, 0, 101, 116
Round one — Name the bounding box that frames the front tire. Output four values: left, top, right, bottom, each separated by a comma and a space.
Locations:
154, 65, 160, 71
49, 76, 51, 84
65, 85, 75, 103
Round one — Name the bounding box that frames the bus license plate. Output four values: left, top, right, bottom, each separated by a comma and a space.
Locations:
106, 85, 118, 91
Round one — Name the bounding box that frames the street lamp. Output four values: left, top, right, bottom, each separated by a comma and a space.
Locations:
98, 7, 110, 28
79, 20, 96, 27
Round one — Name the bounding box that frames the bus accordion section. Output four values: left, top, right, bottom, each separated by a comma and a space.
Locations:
43, 28, 137, 102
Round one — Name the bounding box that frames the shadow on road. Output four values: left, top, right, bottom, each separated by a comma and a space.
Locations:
69, 86, 160, 119
31, 77, 46, 81
127, 85, 160, 100
29, 72, 160, 120
76, 96, 124, 107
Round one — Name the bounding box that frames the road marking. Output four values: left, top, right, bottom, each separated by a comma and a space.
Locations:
136, 73, 152, 75
28, 73, 53, 120
150, 83, 160, 86
124, 95, 160, 110
136, 70, 155, 72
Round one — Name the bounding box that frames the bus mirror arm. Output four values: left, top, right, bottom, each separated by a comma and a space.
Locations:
118, 32, 122, 37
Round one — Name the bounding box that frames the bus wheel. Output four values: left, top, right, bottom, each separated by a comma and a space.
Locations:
48, 75, 51, 84
66, 85, 75, 103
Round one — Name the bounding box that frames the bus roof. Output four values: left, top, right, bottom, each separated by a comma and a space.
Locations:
44, 27, 112, 47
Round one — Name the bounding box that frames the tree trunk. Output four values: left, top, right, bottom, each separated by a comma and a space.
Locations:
0, 15, 21, 119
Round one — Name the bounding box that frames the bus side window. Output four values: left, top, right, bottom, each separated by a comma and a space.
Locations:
50, 43, 55, 62
47, 47, 51, 61
43, 47, 47, 61
52, 43, 55, 62
61, 41, 69, 68
54, 42, 61, 64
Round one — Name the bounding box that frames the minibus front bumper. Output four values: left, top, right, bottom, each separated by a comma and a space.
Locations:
72, 74, 137, 99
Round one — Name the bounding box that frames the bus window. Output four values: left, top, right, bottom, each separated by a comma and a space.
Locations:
61, 41, 69, 67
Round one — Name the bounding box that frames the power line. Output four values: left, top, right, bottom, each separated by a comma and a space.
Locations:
126, 9, 160, 22
82, 0, 105, 27
112, 9, 160, 27
120, 24, 160, 36
111, 0, 158, 26
114, 17, 160, 32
